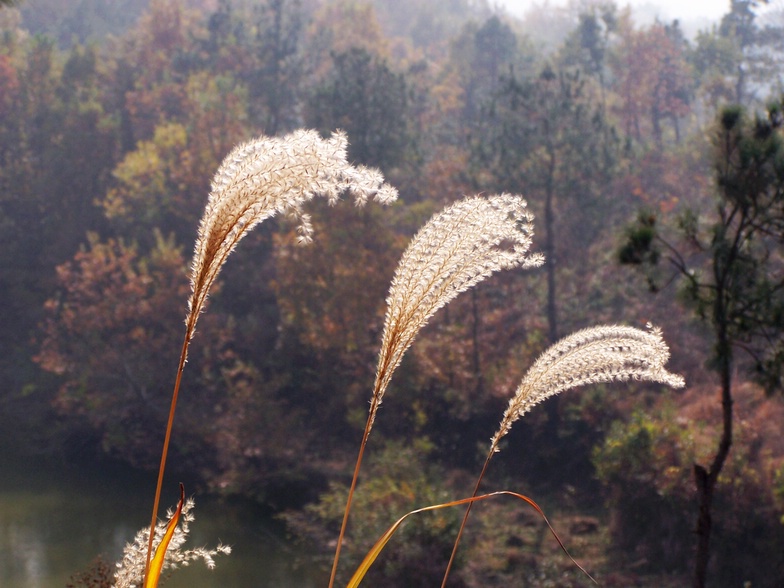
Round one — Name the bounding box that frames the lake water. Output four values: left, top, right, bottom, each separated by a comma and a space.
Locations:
0, 440, 325, 587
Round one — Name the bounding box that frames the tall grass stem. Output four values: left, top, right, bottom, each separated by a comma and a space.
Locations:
144, 328, 192, 582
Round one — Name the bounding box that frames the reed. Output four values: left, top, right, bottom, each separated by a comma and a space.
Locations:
329, 193, 544, 586
110, 129, 684, 587
440, 324, 685, 586
114, 487, 230, 588
135, 129, 397, 586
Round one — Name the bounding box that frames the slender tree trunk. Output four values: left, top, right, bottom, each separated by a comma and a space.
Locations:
652, 103, 663, 149
734, 64, 745, 106
471, 288, 483, 395
543, 144, 560, 432
544, 148, 557, 344
693, 317, 734, 588
672, 114, 681, 144
266, 0, 284, 135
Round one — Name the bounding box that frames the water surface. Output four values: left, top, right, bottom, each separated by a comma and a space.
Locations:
0, 442, 324, 587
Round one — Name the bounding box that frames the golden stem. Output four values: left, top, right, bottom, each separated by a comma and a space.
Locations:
328, 401, 377, 588
144, 328, 192, 583
440, 445, 496, 587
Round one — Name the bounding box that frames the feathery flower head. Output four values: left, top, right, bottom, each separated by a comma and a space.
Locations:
491, 323, 685, 449
144, 131, 393, 586
371, 194, 544, 428
114, 498, 231, 588
187, 129, 398, 332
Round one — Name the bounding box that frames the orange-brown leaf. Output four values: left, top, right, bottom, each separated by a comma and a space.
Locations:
145, 484, 185, 588
347, 490, 596, 588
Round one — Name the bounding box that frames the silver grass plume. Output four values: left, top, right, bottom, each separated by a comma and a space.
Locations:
148, 129, 396, 583
441, 323, 685, 586
187, 128, 398, 334
491, 323, 685, 449
331, 193, 543, 587
372, 193, 544, 429
115, 498, 230, 588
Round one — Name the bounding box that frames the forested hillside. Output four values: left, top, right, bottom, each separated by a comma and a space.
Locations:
2, 0, 784, 586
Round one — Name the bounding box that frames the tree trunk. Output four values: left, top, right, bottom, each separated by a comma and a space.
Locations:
651, 102, 663, 149
734, 64, 745, 106
471, 288, 483, 395
543, 144, 560, 432
693, 322, 733, 588
265, 0, 284, 136
544, 148, 557, 344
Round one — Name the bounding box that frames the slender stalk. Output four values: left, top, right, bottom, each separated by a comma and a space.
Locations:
442, 325, 684, 586
334, 195, 541, 586
328, 401, 376, 588
144, 327, 192, 582
441, 445, 495, 587
136, 129, 398, 584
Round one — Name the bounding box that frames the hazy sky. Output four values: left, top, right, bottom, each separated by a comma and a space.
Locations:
496, 0, 744, 24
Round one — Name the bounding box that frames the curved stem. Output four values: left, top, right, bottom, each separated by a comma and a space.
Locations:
441, 446, 495, 588
144, 330, 191, 583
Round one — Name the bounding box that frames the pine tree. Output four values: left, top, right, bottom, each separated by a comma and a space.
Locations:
620, 99, 784, 587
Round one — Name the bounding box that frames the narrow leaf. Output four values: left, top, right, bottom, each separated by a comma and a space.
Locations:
346, 490, 595, 588
331, 194, 543, 586
145, 484, 185, 588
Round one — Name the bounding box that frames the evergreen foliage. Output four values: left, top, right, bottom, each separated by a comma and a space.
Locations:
1, 1, 783, 586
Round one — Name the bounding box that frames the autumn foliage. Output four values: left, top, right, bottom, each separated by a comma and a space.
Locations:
1, 0, 784, 586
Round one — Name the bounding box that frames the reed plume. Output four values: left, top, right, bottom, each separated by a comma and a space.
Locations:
330, 194, 544, 587
188, 128, 398, 335
491, 323, 684, 448
375, 193, 544, 429
116, 495, 230, 588
146, 129, 397, 583
441, 323, 685, 586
